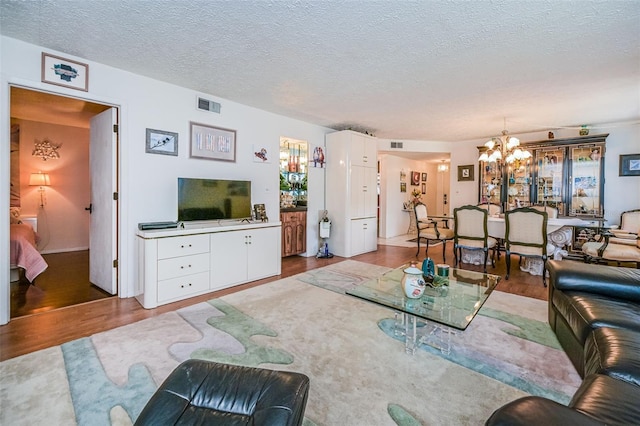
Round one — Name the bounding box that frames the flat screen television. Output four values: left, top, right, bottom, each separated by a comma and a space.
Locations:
178, 178, 252, 221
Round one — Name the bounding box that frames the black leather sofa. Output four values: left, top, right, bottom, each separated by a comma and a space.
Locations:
486, 260, 640, 425
135, 360, 310, 426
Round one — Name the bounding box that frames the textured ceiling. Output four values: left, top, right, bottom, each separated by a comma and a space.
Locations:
2, 1, 639, 142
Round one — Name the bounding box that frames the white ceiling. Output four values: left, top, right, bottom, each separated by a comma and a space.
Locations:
2, 1, 639, 142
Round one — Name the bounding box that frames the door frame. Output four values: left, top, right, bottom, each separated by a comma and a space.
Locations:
1, 82, 123, 324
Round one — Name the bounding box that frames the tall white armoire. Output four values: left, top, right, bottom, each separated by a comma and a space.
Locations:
325, 130, 378, 257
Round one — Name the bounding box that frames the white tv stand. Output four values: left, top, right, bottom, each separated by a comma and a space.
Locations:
136, 220, 281, 309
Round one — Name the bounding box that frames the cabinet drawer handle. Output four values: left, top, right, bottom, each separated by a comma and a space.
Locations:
180, 283, 193, 288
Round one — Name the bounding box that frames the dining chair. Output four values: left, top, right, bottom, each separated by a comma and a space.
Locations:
478, 203, 503, 258
478, 203, 502, 217
504, 207, 549, 286
582, 209, 640, 268
531, 204, 558, 219
453, 205, 497, 273
414, 202, 454, 260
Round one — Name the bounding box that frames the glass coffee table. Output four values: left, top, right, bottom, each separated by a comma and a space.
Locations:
346, 265, 500, 355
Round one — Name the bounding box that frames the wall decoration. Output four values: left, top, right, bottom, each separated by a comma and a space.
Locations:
411, 171, 420, 185
312, 146, 325, 167
458, 164, 474, 181
253, 146, 269, 163
619, 154, 640, 176
421, 183, 426, 194
421, 173, 427, 182
400, 182, 407, 193
190, 122, 236, 162
400, 170, 406, 182
146, 128, 178, 156
41, 52, 89, 91
32, 138, 62, 161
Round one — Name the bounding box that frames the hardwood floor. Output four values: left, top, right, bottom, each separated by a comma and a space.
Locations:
10, 250, 112, 318
0, 244, 549, 362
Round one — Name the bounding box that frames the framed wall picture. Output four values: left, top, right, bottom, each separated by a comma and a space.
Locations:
190, 122, 236, 162
41, 52, 89, 91
253, 145, 270, 163
146, 128, 178, 156
421, 182, 426, 194
400, 182, 407, 193
411, 171, 420, 185
619, 153, 640, 176
421, 173, 427, 182
458, 164, 474, 181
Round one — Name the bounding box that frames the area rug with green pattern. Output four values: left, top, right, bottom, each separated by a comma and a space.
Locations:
0, 260, 581, 425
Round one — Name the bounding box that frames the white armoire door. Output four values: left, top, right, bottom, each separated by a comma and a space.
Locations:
89, 108, 118, 294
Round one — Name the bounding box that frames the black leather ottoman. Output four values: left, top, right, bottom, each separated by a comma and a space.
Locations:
135, 360, 310, 426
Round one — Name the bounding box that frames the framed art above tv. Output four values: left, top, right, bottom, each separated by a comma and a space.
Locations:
190, 122, 236, 162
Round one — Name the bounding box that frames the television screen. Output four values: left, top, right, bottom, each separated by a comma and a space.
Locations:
178, 178, 252, 221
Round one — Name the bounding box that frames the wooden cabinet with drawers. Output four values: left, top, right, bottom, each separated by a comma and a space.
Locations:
137, 222, 281, 309
280, 210, 307, 257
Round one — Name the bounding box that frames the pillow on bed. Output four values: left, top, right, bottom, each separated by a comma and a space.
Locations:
9, 207, 21, 224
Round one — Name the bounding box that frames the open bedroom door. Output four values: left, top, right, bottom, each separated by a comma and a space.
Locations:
89, 108, 118, 294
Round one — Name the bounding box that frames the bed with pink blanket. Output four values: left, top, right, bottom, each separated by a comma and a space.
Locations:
10, 223, 48, 282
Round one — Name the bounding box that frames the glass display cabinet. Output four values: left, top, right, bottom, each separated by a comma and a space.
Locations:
535, 147, 565, 214
279, 137, 308, 209
478, 134, 607, 218
569, 145, 604, 216
479, 161, 503, 205
505, 158, 533, 209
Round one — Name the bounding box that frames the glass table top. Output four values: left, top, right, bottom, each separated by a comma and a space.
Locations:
346, 265, 500, 331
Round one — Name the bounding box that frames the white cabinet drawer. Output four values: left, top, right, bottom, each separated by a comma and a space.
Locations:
157, 271, 209, 303
157, 253, 209, 281
157, 234, 209, 259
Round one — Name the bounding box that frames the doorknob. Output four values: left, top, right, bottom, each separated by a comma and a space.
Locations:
85, 203, 93, 214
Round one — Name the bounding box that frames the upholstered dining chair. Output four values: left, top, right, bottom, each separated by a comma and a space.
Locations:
504, 207, 549, 286
414, 202, 454, 260
478, 203, 502, 217
453, 205, 497, 273
531, 204, 558, 219
478, 203, 503, 258
582, 209, 640, 268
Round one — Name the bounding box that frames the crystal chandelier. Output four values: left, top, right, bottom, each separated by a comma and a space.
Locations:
477, 121, 531, 166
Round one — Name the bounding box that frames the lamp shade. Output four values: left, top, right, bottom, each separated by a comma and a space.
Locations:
29, 172, 50, 186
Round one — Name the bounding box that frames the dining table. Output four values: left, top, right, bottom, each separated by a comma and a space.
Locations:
456, 215, 606, 275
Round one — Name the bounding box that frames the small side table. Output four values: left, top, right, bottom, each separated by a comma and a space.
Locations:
404, 209, 417, 235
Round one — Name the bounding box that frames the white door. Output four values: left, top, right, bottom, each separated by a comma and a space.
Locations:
89, 108, 118, 294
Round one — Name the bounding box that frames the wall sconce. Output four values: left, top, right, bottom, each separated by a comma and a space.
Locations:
29, 171, 51, 207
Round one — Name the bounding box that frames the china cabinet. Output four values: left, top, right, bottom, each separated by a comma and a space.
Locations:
478, 134, 607, 217
280, 138, 308, 208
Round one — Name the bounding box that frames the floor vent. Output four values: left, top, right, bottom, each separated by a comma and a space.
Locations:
197, 97, 221, 114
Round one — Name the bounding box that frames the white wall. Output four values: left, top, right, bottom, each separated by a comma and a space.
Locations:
0, 36, 333, 323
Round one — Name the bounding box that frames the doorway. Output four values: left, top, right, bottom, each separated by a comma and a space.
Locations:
9, 87, 118, 318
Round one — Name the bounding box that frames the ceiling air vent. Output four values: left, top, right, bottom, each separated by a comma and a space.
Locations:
197, 96, 221, 114
390, 141, 403, 149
